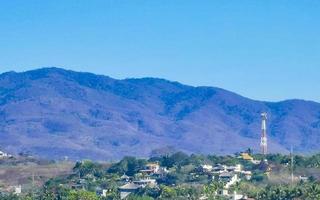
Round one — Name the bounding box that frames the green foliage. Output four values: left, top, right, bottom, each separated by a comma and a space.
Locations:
306, 153, 320, 168
2, 153, 320, 200
207, 155, 239, 166
161, 152, 190, 168
127, 195, 154, 200
251, 172, 267, 183
136, 186, 160, 199
250, 182, 320, 200
73, 160, 105, 178
108, 156, 147, 176
0, 194, 20, 200
159, 185, 177, 199
67, 190, 99, 200
203, 182, 223, 199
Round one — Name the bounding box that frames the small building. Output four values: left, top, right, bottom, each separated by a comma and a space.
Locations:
101, 189, 108, 197
120, 174, 130, 182
213, 165, 227, 174
240, 153, 253, 161
299, 176, 309, 182
133, 177, 157, 187
0, 151, 12, 159
219, 173, 239, 189
14, 185, 21, 195
199, 195, 209, 200
154, 167, 168, 177
226, 164, 242, 173
229, 191, 246, 200
219, 172, 235, 182
71, 183, 85, 190
251, 160, 261, 165
100, 188, 113, 197
140, 163, 160, 175
119, 183, 140, 199
242, 171, 252, 180
1, 185, 22, 195
257, 159, 272, 174
200, 164, 213, 172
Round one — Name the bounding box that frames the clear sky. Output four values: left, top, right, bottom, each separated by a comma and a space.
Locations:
0, 0, 319, 102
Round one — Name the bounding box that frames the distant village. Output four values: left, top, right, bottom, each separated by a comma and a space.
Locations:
115, 152, 259, 200
0, 112, 319, 200
0, 148, 269, 200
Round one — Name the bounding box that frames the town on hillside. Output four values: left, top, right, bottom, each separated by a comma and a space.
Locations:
1, 149, 320, 200
0, 113, 319, 200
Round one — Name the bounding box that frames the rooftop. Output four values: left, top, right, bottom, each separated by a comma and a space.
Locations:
119, 183, 140, 190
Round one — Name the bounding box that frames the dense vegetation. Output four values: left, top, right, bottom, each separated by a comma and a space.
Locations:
1, 152, 320, 199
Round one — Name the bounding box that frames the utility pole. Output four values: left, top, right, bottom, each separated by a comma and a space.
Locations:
32, 171, 35, 199
291, 146, 294, 183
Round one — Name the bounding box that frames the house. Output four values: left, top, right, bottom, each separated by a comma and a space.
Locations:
199, 195, 209, 200
240, 153, 253, 161
71, 179, 87, 190
226, 164, 242, 173
133, 177, 157, 187
251, 160, 261, 165
200, 164, 213, 172
1, 185, 22, 195
219, 173, 239, 189
118, 178, 157, 199
100, 188, 113, 197
219, 172, 235, 182
0, 151, 12, 159
257, 159, 272, 174
140, 163, 160, 175
119, 183, 140, 199
154, 167, 168, 177
120, 174, 130, 182
229, 191, 246, 200
299, 176, 309, 182
14, 185, 21, 195
242, 171, 252, 180
101, 189, 108, 197
212, 165, 227, 174
71, 183, 85, 190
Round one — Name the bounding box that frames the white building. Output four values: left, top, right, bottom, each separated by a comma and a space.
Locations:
118, 183, 140, 199
133, 177, 157, 187
140, 163, 160, 175
201, 164, 213, 172
219, 173, 239, 189
242, 171, 252, 180
229, 191, 246, 200
0, 150, 12, 159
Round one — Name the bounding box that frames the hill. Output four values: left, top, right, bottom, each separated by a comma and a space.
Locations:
0, 67, 319, 160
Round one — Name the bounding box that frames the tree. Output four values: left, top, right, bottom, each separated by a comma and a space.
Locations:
0, 194, 21, 200
160, 185, 177, 199
73, 160, 104, 178
303, 183, 320, 200
203, 182, 223, 199
67, 190, 99, 200
108, 157, 147, 176
161, 152, 189, 168
127, 195, 154, 200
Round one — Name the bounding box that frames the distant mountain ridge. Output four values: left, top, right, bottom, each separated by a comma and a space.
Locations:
0, 67, 319, 160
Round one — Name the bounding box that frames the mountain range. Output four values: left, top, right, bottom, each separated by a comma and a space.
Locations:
0, 67, 319, 160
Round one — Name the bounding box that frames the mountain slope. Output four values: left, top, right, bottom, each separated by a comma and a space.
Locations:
0, 68, 319, 160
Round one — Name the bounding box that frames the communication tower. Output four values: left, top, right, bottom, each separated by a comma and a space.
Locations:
260, 112, 268, 155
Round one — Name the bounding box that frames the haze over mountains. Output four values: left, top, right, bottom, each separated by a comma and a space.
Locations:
0, 68, 319, 160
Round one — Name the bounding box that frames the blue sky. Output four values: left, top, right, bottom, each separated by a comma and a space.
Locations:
0, 0, 319, 102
